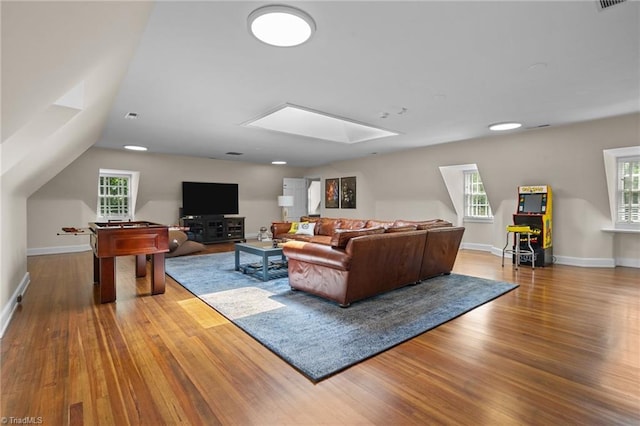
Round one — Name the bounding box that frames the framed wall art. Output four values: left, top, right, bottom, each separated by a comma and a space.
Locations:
325, 178, 340, 208
340, 176, 356, 209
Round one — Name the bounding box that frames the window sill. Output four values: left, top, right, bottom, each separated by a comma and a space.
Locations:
463, 217, 494, 224
601, 228, 640, 234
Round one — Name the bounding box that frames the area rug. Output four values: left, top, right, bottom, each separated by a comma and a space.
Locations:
165, 252, 518, 382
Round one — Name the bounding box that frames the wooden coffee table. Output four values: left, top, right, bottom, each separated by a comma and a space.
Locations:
234, 241, 288, 281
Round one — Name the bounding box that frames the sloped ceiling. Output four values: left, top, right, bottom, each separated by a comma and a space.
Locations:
1, 1, 153, 195
2, 1, 639, 176
96, 0, 640, 167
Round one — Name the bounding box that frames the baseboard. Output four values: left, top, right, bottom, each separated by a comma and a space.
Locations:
27, 244, 91, 256
464, 246, 620, 268
0, 272, 30, 338
553, 255, 616, 268
460, 242, 493, 252
616, 257, 640, 268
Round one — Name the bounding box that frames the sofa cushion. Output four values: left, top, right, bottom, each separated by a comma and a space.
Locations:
385, 224, 418, 233
330, 226, 385, 248
300, 216, 321, 223
296, 222, 316, 236
338, 218, 368, 230
317, 218, 340, 236
310, 235, 332, 245
365, 219, 394, 230
394, 219, 452, 230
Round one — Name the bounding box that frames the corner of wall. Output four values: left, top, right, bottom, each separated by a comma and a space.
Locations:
0, 271, 30, 338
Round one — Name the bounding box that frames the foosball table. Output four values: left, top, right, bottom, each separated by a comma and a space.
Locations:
89, 221, 169, 303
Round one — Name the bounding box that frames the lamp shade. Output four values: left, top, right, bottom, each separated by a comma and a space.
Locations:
277, 195, 294, 207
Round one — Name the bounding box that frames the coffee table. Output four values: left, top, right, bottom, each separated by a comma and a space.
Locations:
234, 241, 288, 281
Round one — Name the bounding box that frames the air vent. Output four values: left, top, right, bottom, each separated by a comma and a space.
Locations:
225, 152, 243, 156
124, 112, 139, 119
597, 0, 626, 10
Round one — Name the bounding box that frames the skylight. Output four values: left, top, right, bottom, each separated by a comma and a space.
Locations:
244, 104, 399, 144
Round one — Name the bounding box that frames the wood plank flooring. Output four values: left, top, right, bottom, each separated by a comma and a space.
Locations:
1, 246, 638, 425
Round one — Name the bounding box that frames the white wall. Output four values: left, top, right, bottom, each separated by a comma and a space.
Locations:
306, 113, 640, 266
0, 1, 153, 336
27, 148, 306, 253
24, 114, 640, 265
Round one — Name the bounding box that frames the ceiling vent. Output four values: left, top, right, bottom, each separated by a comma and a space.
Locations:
225, 152, 243, 156
597, 0, 626, 10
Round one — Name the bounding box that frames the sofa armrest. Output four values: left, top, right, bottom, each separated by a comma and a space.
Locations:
271, 222, 292, 237
282, 241, 350, 270
420, 226, 465, 279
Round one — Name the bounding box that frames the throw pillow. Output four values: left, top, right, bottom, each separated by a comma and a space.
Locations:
295, 222, 315, 236
288, 222, 303, 233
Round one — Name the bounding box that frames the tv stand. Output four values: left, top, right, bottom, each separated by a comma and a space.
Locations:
180, 215, 245, 244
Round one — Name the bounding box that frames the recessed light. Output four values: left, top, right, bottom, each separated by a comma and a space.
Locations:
272, 160, 287, 165
248, 5, 316, 47
123, 145, 147, 151
489, 122, 522, 131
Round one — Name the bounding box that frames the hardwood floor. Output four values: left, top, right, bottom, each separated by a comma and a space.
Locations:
1, 246, 639, 425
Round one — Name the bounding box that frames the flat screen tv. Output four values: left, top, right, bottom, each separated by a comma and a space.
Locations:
182, 182, 239, 216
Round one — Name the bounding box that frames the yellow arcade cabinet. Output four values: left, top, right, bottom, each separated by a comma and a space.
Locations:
512, 185, 553, 266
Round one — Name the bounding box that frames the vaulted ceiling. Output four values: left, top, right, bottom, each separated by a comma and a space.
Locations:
5, 1, 640, 170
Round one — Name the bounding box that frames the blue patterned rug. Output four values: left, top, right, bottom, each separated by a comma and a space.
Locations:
166, 252, 518, 382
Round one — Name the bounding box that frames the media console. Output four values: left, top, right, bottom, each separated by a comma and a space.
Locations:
179, 215, 245, 244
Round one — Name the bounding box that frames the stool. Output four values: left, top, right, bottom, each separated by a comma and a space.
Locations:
502, 225, 536, 270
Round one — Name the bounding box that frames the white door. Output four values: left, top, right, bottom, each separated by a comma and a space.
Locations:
283, 178, 307, 221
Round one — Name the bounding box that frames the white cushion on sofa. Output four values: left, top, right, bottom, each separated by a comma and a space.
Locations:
296, 222, 315, 236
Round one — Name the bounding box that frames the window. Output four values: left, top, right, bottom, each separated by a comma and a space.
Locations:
97, 171, 133, 220
617, 156, 640, 225
464, 171, 493, 219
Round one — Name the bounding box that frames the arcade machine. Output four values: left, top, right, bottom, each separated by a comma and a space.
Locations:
512, 185, 553, 266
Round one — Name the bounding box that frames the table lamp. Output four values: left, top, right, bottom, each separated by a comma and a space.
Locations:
277, 195, 294, 222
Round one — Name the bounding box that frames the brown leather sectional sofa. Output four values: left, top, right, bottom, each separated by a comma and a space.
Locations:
272, 217, 465, 307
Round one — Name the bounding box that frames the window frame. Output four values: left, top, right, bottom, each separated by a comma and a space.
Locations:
463, 170, 493, 222
616, 155, 640, 227
96, 169, 139, 221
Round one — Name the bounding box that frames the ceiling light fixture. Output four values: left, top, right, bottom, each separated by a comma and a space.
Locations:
248, 5, 316, 47
272, 160, 287, 165
489, 122, 522, 131
123, 145, 147, 151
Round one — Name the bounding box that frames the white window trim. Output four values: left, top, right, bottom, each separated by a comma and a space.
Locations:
463, 170, 493, 221
439, 163, 494, 226
97, 168, 140, 221
603, 147, 640, 232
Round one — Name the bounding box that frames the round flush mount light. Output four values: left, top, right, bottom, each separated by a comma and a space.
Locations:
489, 122, 522, 131
123, 145, 148, 151
248, 5, 316, 47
